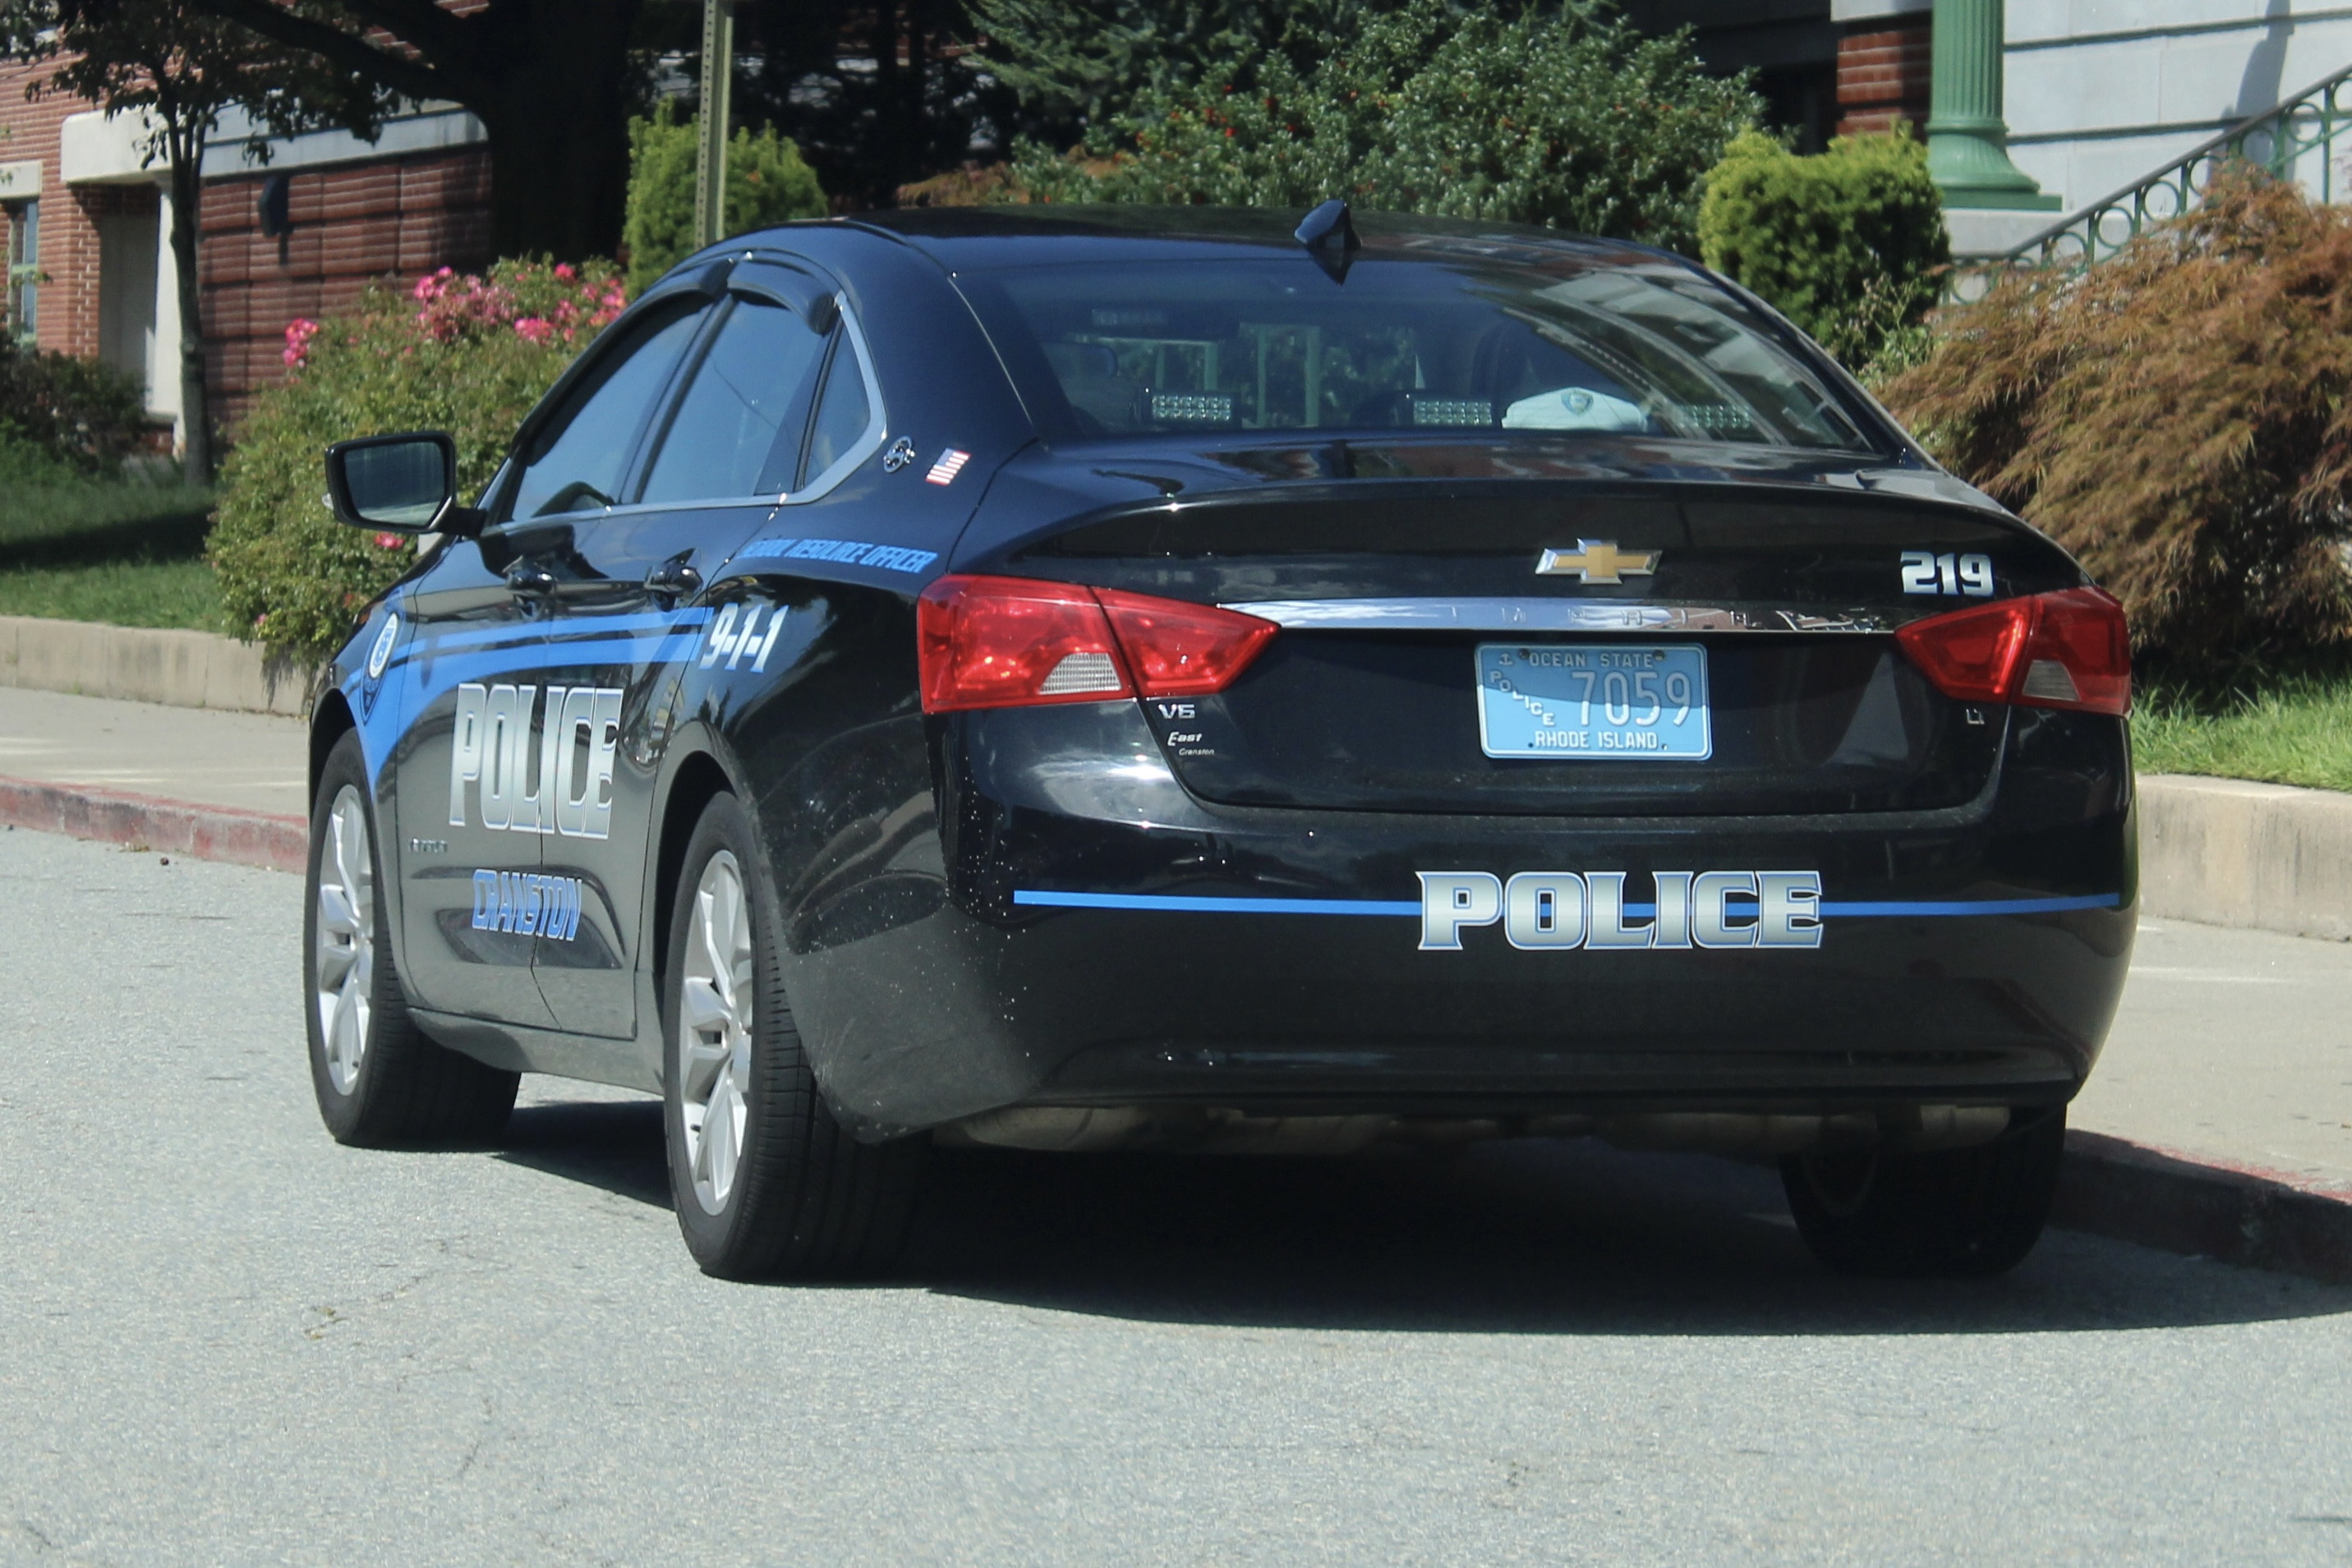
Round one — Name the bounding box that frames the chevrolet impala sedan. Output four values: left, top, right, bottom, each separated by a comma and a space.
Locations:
302, 202, 2134, 1281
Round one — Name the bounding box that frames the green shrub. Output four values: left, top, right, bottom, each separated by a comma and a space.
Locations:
1006, 0, 1759, 256
1698, 127, 1949, 370
624, 106, 829, 296
0, 340, 147, 476
1877, 168, 2352, 660
208, 259, 629, 664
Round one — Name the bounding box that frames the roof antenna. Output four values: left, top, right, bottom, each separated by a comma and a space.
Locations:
1295, 199, 1360, 282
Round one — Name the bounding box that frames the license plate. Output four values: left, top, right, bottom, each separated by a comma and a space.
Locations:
1475, 643, 1712, 761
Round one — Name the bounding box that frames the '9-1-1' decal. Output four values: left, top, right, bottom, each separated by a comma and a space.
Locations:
701, 604, 787, 672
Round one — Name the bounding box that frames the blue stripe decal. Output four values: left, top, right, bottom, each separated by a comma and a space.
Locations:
1820, 894, 2122, 917
389, 632, 709, 711
1011, 890, 2120, 918
421, 608, 710, 655
1014, 890, 1423, 917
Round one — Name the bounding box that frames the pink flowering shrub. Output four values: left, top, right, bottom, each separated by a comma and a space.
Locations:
212, 258, 629, 660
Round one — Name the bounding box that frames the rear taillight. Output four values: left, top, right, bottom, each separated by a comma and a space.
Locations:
1093, 586, 1280, 697
1895, 586, 2130, 716
917, 574, 1277, 713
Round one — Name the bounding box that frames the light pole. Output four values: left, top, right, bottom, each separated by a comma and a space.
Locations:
1926, 0, 2058, 209
695, 0, 736, 249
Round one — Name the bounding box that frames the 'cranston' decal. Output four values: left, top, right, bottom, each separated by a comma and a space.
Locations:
472, 870, 585, 940
1012, 873, 2121, 951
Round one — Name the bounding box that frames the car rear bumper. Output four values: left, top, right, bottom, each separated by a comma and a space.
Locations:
779, 701, 2136, 1135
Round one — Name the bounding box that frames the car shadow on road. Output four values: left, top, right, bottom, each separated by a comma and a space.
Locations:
499, 1099, 672, 1207
496, 1098, 2352, 1336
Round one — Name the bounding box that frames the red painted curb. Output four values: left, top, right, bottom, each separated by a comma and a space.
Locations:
0, 775, 306, 874
2057, 1129, 2352, 1284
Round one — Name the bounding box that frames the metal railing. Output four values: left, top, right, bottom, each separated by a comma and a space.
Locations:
1949, 60, 2352, 298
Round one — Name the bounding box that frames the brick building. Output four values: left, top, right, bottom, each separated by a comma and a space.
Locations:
0, 61, 491, 442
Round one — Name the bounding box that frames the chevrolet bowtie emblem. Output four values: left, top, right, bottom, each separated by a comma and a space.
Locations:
1535, 540, 1659, 583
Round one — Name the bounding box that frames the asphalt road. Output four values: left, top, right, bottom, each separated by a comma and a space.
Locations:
3, 825, 2350, 1566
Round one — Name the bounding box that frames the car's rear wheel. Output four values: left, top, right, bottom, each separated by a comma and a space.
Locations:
662, 792, 924, 1280
1780, 1110, 2066, 1278
306, 729, 518, 1147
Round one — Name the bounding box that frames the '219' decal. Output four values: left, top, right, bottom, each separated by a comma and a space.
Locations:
701, 604, 786, 672
1899, 550, 1994, 597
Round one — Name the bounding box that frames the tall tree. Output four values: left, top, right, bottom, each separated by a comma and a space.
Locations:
0, 0, 381, 482
732, 0, 1014, 210
187, 0, 647, 260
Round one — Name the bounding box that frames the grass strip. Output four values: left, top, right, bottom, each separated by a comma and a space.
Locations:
2133, 657, 2352, 793
0, 476, 223, 632
0, 558, 224, 631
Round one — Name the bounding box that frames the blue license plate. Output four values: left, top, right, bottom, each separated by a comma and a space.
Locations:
1475, 643, 1712, 761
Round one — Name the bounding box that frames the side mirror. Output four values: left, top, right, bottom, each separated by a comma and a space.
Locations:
324, 431, 482, 536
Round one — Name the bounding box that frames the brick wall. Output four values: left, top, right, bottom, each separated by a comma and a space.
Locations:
0, 60, 122, 361
200, 147, 493, 426
1837, 18, 1934, 138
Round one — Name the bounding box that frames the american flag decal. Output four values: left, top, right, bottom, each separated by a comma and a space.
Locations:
925, 448, 971, 485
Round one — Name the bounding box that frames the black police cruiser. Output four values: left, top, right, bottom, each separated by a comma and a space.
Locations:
305, 203, 2134, 1281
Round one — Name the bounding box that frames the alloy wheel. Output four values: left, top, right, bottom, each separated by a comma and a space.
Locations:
679, 850, 755, 1216
314, 785, 375, 1094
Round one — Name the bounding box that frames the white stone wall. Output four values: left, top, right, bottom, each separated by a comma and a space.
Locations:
2005, 0, 2352, 214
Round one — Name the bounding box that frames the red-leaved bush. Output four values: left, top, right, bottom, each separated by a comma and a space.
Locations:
1880, 168, 2352, 659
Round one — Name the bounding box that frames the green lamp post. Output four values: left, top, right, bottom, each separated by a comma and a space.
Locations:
1926, 0, 2060, 209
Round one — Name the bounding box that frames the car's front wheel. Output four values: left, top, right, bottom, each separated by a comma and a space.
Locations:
306, 729, 519, 1147
662, 792, 924, 1280
1780, 1110, 2066, 1278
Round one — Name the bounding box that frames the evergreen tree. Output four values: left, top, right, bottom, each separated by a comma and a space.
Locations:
1006, 0, 1759, 257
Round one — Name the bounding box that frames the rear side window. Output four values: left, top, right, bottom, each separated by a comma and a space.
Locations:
508, 302, 707, 520
965, 255, 1877, 452
639, 295, 829, 504
799, 338, 873, 487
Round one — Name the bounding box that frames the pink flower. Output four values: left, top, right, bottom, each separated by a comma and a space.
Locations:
513, 316, 554, 344
554, 263, 576, 282
374, 531, 406, 550
281, 316, 320, 368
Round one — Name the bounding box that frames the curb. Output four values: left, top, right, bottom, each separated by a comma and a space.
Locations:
2056, 1129, 2352, 1284
2138, 775, 2352, 944
0, 614, 312, 716
0, 775, 306, 874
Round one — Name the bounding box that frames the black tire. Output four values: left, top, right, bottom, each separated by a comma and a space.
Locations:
662, 792, 924, 1281
1780, 1110, 2066, 1279
305, 729, 519, 1147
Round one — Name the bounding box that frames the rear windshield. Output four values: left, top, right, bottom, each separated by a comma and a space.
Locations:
960, 254, 1880, 453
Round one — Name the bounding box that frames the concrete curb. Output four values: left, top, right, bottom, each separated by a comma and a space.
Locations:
0, 775, 306, 874
0, 614, 311, 715
2138, 775, 2352, 943
2056, 1129, 2352, 1284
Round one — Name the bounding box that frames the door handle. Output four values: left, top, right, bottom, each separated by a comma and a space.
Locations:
642, 559, 702, 600
504, 561, 559, 599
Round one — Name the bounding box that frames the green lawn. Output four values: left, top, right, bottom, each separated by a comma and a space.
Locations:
0, 476, 223, 632
2132, 659, 2352, 792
